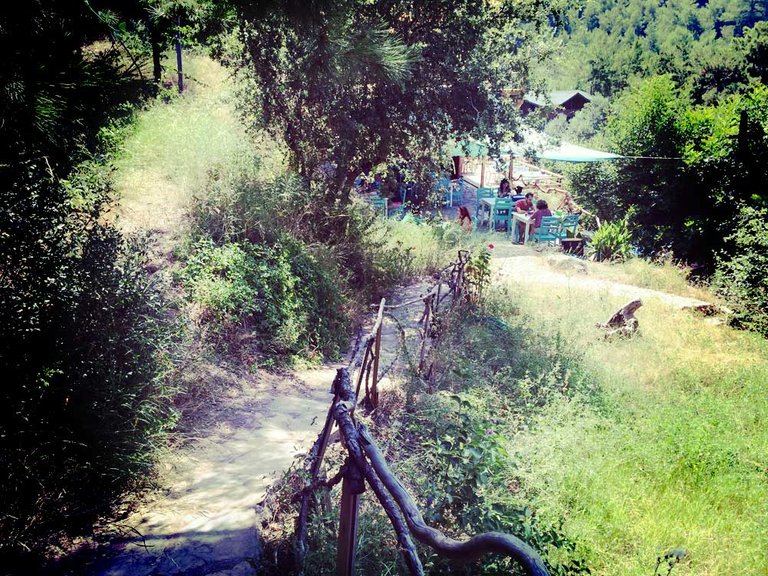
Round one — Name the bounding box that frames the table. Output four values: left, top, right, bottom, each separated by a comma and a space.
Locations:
512, 212, 533, 244
479, 198, 533, 242
478, 197, 496, 227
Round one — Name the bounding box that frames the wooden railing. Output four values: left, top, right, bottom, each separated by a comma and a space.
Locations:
293, 252, 550, 576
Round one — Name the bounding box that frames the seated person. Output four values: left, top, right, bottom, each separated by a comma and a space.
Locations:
514, 192, 534, 213
514, 192, 535, 243
456, 206, 473, 233
531, 199, 553, 229
498, 178, 512, 198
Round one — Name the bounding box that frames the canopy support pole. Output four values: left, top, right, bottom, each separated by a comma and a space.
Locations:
480, 157, 486, 188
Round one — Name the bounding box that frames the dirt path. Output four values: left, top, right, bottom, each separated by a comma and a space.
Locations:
71, 282, 430, 576
490, 245, 714, 312
78, 368, 333, 576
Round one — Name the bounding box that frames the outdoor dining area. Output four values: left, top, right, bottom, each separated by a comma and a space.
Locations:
474, 186, 582, 247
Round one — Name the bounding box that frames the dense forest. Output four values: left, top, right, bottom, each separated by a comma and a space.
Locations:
1, 1, 767, 574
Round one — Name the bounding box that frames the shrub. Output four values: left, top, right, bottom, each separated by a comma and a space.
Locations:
179, 235, 349, 361
0, 165, 175, 559
587, 216, 633, 262
712, 206, 768, 336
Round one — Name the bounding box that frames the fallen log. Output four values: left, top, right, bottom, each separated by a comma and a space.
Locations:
596, 299, 642, 338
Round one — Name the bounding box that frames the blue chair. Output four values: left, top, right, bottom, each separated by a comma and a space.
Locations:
492, 198, 514, 235
475, 187, 496, 223
561, 213, 580, 237
533, 216, 562, 244
368, 195, 388, 218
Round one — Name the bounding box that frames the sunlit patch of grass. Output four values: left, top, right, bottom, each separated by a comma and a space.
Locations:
491, 279, 768, 575
585, 257, 713, 301
383, 217, 488, 275
113, 52, 285, 237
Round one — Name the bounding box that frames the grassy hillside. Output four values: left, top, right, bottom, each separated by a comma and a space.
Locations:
497, 280, 768, 575
107, 54, 767, 574
114, 54, 284, 243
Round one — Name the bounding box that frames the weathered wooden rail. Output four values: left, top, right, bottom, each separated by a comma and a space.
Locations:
293, 251, 550, 576
296, 368, 550, 576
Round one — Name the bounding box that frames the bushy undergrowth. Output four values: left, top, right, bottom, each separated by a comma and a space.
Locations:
0, 150, 175, 561
181, 157, 470, 364
712, 206, 768, 336
398, 306, 596, 575
178, 235, 349, 362
587, 216, 633, 262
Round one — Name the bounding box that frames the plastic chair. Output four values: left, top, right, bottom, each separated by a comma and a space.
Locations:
561, 213, 580, 237
475, 187, 496, 223
533, 216, 562, 244
368, 196, 388, 218
492, 198, 514, 235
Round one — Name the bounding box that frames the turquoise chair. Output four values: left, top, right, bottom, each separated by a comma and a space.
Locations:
492, 198, 514, 235
561, 213, 580, 237
475, 187, 496, 224
533, 215, 562, 244
368, 196, 388, 218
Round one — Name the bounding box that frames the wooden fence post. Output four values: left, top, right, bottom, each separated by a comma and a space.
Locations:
336, 473, 361, 576
370, 299, 385, 409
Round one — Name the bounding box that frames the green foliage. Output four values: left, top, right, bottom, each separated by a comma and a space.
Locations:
587, 217, 634, 263
498, 283, 768, 576
179, 236, 349, 361
567, 77, 768, 268
464, 247, 493, 303
234, 0, 561, 208
543, 0, 768, 97
0, 163, 175, 559
400, 305, 595, 575
608, 76, 685, 157
713, 206, 768, 336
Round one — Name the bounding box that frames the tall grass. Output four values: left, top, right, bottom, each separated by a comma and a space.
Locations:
493, 282, 768, 575
584, 257, 713, 301
113, 52, 284, 237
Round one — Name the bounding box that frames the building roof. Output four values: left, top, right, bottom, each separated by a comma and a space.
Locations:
522, 90, 593, 107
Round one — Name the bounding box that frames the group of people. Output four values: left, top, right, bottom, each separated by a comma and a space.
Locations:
510, 191, 552, 243
455, 179, 553, 242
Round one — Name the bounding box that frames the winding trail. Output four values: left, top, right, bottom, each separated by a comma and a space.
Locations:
77, 283, 429, 576
491, 249, 714, 312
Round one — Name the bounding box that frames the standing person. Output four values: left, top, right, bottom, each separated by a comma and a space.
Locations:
514, 192, 535, 243
498, 178, 512, 197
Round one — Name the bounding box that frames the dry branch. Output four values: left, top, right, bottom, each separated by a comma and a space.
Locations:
332, 369, 424, 575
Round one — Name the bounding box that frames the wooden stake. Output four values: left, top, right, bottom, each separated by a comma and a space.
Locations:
336, 475, 361, 576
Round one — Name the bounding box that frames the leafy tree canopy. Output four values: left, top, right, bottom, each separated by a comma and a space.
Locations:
232, 0, 563, 206
541, 0, 768, 98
